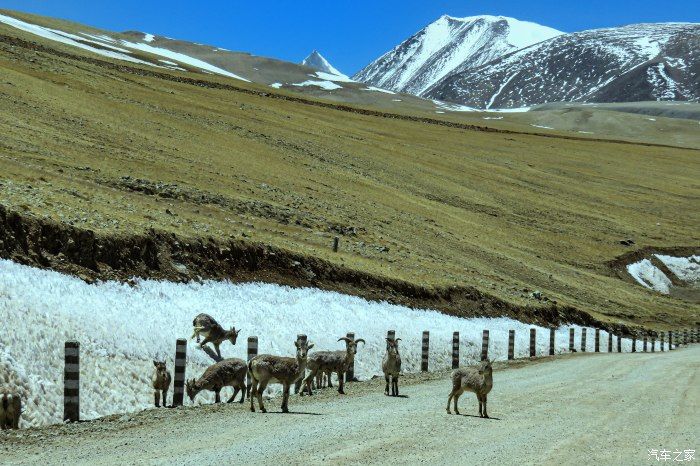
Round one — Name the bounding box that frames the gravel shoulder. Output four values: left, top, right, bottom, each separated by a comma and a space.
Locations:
2, 347, 698, 465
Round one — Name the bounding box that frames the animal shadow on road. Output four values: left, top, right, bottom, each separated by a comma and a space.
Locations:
386, 395, 410, 399
267, 411, 324, 416
458, 414, 502, 421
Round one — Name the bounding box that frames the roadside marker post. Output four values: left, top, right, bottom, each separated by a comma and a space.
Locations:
64, 341, 80, 423
549, 328, 555, 356
452, 332, 460, 369
421, 331, 430, 371
529, 328, 536, 358
581, 328, 587, 352
508, 330, 515, 360
569, 328, 575, 352
247, 336, 258, 388
346, 332, 356, 382
595, 329, 600, 353
481, 330, 489, 361
172, 339, 187, 407
294, 334, 307, 394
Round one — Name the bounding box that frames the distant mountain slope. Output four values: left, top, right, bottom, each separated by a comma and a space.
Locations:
425, 23, 700, 108
353, 15, 563, 95
301, 50, 347, 78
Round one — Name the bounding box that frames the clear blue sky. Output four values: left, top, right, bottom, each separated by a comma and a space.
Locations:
3, 1, 699, 74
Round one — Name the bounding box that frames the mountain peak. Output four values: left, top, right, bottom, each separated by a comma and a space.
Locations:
301, 50, 346, 77
354, 14, 563, 95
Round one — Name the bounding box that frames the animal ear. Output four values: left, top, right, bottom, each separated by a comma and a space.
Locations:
295, 340, 300, 348
153, 360, 158, 367
308, 343, 315, 350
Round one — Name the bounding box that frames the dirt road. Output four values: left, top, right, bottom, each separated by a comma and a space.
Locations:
2, 347, 698, 465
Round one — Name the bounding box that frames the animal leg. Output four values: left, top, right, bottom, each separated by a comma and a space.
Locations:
249, 379, 258, 412
384, 374, 390, 395
338, 371, 345, 395
228, 387, 240, 403
214, 343, 222, 359
447, 390, 455, 414
477, 394, 483, 417
257, 380, 268, 413
162, 389, 168, 407
302, 368, 317, 396
154, 390, 160, 408
281, 382, 290, 413
327, 372, 333, 388
239, 382, 246, 403
482, 394, 489, 418
214, 389, 221, 403
454, 392, 461, 415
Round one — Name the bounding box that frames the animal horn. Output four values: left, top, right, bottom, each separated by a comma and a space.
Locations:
395, 338, 402, 342
338, 337, 351, 343
355, 338, 366, 345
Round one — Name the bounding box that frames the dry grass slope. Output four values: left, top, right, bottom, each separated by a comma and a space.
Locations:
0, 13, 698, 329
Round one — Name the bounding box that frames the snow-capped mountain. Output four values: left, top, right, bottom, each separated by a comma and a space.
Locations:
426, 22, 700, 108
354, 15, 563, 95
301, 50, 348, 78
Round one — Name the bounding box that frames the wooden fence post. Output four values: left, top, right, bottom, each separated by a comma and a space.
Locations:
64, 341, 80, 423
481, 330, 489, 361
529, 328, 536, 358
569, 328, 575, 352
346, 332, 356, 382
421, 331, 429, 371
452, 332, 459, 369
581, 328, 587, 352
508, 330, 515, 360
617, 334, 621, 353
594, 329, 600, 353
549, 328, 555, 356
172, 338, 187, 407
247, 336, 258, 388
294, 334, 307, 394
332, 236, 339, 252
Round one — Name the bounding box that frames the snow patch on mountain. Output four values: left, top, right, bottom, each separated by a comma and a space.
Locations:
292, 80, 343, 91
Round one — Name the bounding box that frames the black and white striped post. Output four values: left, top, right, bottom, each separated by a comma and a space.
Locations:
247, 336, 258, 388
581, 328, 587, 352
569, 328, 575, 352
346, 332, 356, 382
529, 328, 536, 358
64, 341, 80, 423
452, 332, 460, 369
549, 328, 555, 356
607, 332, 613, 353
617, 334, 621, 353
651, 335, 656, 352
660, 333, 665, 352
294, 334, 307, 394
594, 329, 600, 353
172, 338, 187, 407
421, 331, 429, 371
632, 335, 636, 353
481, 330, 489, 361
508, 330, 515, 360
643, 335, 648, 352
669, 331, 673, 350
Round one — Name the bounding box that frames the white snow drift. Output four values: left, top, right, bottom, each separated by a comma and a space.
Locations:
1, 260, 638, 428
626, 254, 699, 293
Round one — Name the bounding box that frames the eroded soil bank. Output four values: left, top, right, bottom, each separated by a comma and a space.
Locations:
0, 205, 654, 335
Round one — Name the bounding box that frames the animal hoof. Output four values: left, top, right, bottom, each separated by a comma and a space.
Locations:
261, 408, 267, 413
446, 410, 451, 415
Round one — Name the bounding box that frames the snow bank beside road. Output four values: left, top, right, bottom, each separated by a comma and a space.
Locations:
1, 260, 633, 428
